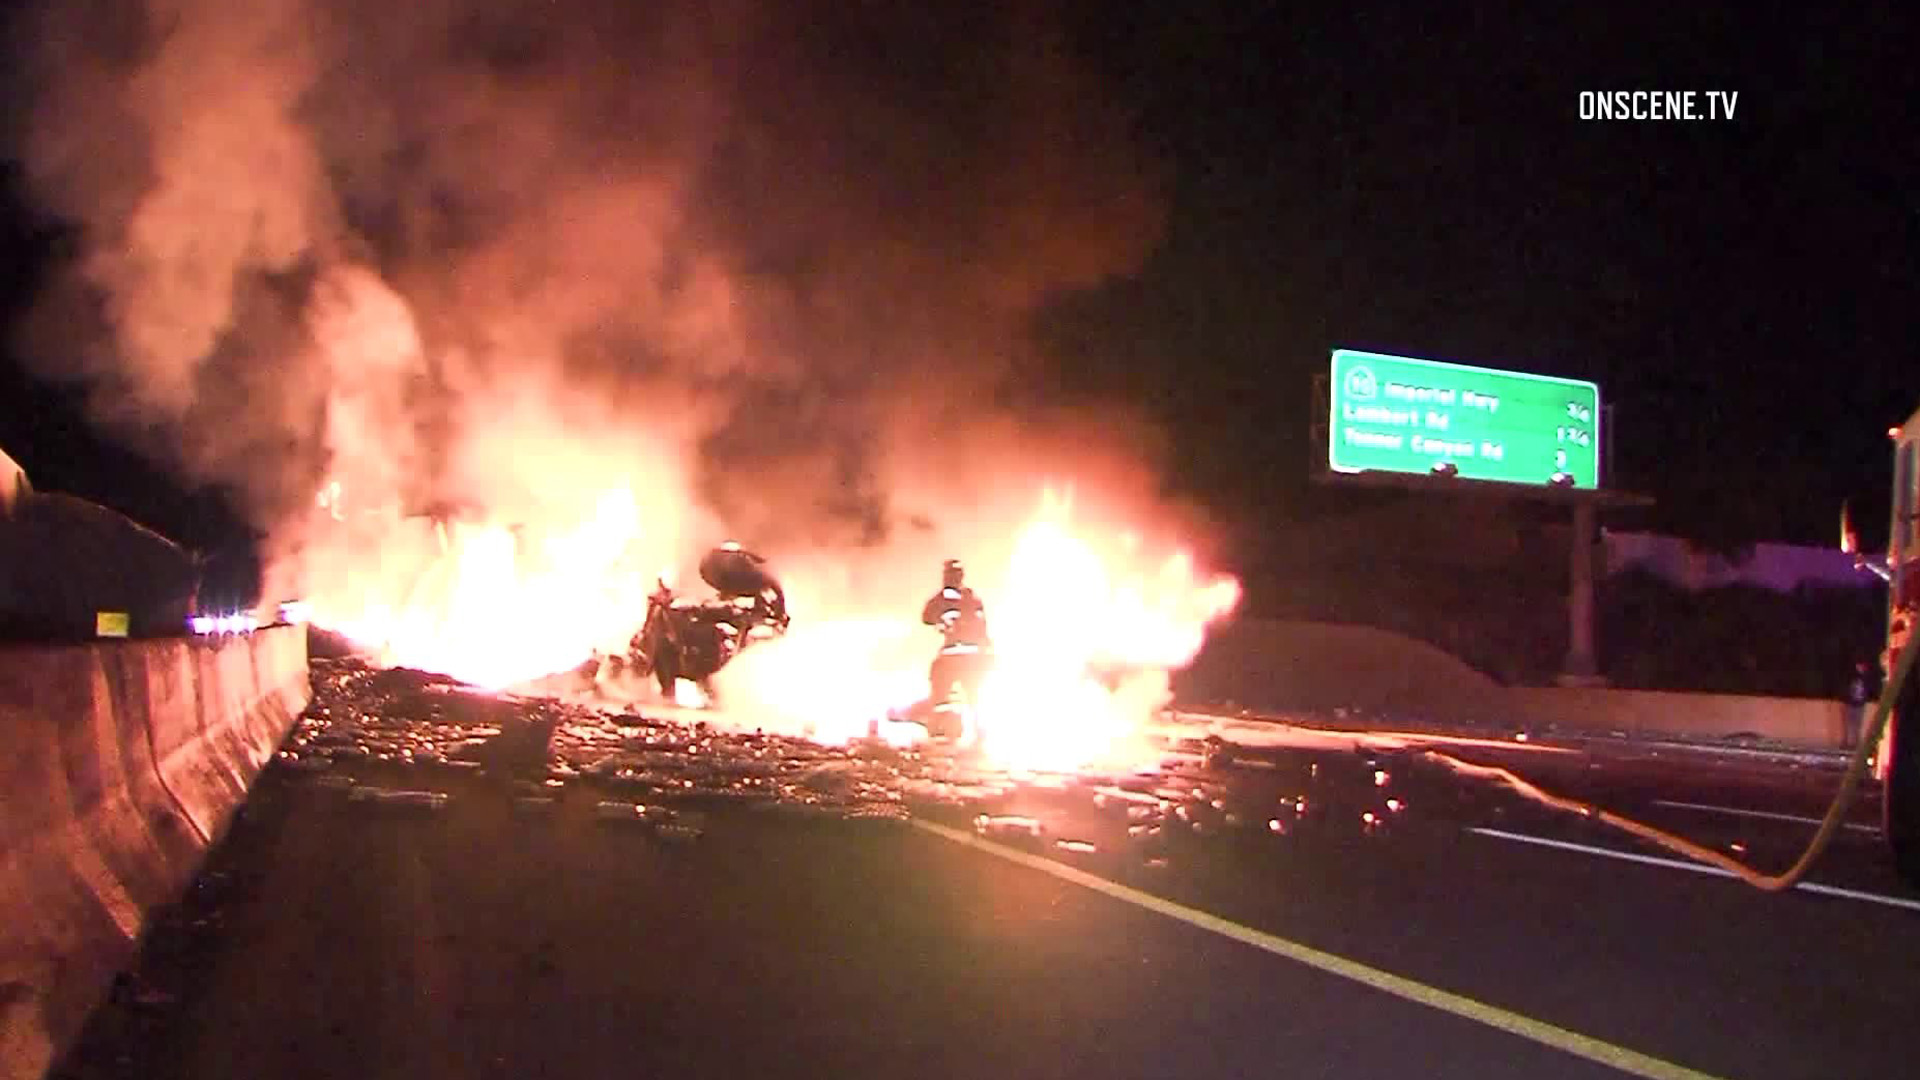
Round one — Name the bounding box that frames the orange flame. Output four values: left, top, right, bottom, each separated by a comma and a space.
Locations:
970, 490, 1240, 772
305, 483, 663, 688
713, 487, 1240, 771
302, 473, 1239, 773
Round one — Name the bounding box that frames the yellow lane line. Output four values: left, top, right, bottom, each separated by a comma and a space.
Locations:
911, 819, 1728, 1080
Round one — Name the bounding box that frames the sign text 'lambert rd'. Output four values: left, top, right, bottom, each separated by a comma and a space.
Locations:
1328, 350, 1602, 489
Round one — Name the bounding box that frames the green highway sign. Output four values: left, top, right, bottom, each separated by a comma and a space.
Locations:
1328, 350, 1602, 489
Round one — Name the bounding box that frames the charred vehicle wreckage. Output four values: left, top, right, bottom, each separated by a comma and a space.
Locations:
588, 547, 997, 744
589, 543, 791, 702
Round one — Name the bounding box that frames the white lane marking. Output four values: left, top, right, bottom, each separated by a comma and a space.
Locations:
1154, 713, 1580, 757
1650, 799, 1879, 834
914, 819, 1728, 1080
1469, 827, 1920, 913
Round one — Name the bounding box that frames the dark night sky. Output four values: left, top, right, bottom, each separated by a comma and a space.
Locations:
1043, 3, 1919, 551
2, 3, 1917, 567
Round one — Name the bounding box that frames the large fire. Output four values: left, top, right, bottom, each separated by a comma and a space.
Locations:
302, 480, 1239, 774
302, 483, 665, 689
968, 493, 1242, 772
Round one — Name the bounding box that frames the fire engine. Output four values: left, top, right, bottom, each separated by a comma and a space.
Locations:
1842, 406, 1920, 885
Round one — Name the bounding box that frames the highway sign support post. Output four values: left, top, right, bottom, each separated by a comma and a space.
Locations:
1313, 349, 1651, 686
1562, 499, 1601, 686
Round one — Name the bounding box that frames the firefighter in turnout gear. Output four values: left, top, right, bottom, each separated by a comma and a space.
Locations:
913, 559, 993, 739
923, 559, 989, 647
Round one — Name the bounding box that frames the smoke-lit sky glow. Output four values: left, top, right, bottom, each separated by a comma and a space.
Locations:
5, 0, 1168, 524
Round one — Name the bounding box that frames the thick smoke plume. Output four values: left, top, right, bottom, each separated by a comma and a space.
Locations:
5, 0, 1233, 720
9, 0, 1162, 519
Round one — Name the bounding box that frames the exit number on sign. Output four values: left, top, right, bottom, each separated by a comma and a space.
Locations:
1328, 349, 1602, 489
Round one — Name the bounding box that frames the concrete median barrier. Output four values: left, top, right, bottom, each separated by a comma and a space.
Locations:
1175, 618, 1510, 723
1503, 685, 1847, 746
1178, 618, 1848, 748
0, 626, 307, 1080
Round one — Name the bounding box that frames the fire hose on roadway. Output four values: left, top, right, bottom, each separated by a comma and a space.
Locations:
1422, 631, 1920, 893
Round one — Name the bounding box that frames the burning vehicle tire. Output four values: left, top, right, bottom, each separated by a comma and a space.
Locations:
697, 543, 789, 631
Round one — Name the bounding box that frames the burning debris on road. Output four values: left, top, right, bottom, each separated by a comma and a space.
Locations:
284, 657, 924, 823
275, 655, 1490, 873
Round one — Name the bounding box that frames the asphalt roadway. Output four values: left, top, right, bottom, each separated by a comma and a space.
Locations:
45, 675, 1920, 1080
